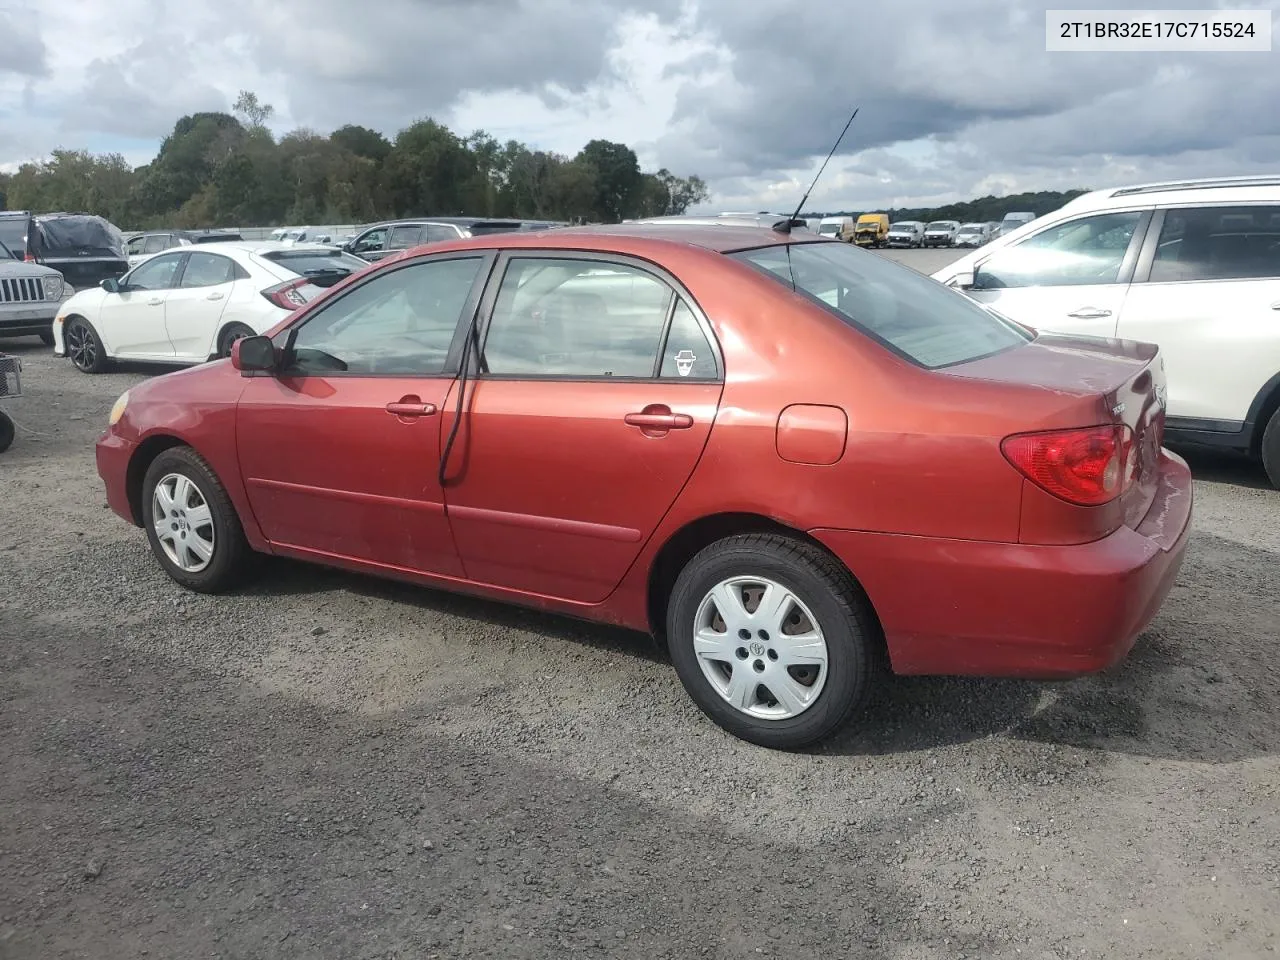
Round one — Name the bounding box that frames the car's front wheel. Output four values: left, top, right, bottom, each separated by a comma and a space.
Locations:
666, 534, 879, 749
1261, 405, 1280, 489
141, 447, 250, 592
64, 317, 107, 373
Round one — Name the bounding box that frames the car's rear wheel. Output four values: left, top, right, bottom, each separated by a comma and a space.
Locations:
216, 323, 256, 359
64, 318, 107, 374
1261, 406, 1280, 489
141, 447, 249, 593
666, 533, 878, 749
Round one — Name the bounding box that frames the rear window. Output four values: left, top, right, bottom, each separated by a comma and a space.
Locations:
732, 241, 1033, 369
0, 219, 26, 256
260, 249, 369, 281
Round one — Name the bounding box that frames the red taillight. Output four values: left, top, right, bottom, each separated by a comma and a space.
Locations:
261, 278, 311, 311
1001, 424, 1134, 506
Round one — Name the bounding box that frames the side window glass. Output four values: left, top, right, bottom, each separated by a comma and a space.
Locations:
180, 252, 234, 288
142, 234, 170, 254
286, 257, 483, 376
127, 254, 183, 291
973, 211, 1144, 289
482, 258, 673, 378
660, 300, 717, 379
352, 228, 387, 254
423, 224, 458, 242
1150, 205, 1280, 283
126, 236, 146, 256
387, 225, 424, 250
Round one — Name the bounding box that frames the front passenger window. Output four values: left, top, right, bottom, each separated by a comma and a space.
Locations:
973, 211, 1144, 289
284, 256, 484, 376
126, 254, 184, 291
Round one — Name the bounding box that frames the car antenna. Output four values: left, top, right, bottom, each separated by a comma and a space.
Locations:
776, 106, 860, 234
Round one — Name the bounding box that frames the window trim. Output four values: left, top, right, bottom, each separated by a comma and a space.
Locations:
1131, 203, 1280, 285
177, 251, 238, 289
971, 208, 1154, 290
268, 250, 498, 380
469, 249, 724, 384
124, 251, 189, 291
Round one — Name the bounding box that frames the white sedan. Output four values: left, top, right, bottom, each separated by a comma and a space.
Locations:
52, 242, 369, 373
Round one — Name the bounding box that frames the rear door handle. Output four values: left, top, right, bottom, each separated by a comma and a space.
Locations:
385, 400, 438, 418
624, 412, 693, 430
207, 292, 225, 301
1066, 306, 1112, 319
147, 298, 163, 306
1270, 301, 1280, 310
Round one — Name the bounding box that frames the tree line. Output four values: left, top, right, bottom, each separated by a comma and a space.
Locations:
0, 91, 710, 231
811, 189, 1090, 225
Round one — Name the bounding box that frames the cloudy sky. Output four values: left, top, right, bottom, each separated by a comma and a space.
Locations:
1, 0, 1277, 212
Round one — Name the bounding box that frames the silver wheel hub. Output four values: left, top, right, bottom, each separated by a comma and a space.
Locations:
151, 473, 215, 573
692, 576, 829, 721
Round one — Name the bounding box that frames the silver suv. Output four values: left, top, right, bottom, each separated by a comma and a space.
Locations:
0, 220, 74, 345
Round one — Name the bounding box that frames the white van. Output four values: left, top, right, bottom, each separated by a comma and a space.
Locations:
817, 216, 854, 241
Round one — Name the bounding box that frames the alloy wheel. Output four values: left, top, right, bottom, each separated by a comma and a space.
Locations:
151, 473, 216, 573
692, 576, 829, 720
66, 322, 96, 372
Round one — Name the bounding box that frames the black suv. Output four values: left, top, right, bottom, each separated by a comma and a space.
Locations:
21, 213, 130, 291
343, 217, 537, 262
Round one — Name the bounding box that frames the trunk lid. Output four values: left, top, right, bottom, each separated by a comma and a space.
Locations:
945, 332, 1167, 529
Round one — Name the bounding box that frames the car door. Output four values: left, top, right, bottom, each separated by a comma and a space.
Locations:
96, 252, 186, 358
349, 226, 391, 262
161, 251, 237, 359
1115, 203, 1280, 429
964, 210, 1151, 337
440, 253, 723, 604
235, 252, 492, 576
386, 224, 425, 255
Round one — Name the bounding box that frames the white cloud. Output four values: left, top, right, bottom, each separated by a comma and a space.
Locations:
2, 0, 1278, 211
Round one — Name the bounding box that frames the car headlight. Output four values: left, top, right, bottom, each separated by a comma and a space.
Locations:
42, 275, 65, 300
108, 390, 130, 427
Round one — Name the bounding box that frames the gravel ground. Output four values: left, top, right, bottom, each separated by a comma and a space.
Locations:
2, 260, 1279, 959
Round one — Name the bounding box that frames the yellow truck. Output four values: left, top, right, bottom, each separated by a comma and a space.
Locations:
853, 213, 890, 247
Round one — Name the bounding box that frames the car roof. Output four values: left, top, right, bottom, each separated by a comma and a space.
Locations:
387, 222, 828, 257
176, 240, 347, 255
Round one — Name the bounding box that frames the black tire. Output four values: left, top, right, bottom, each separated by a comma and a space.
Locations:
666, 533, 880, 750
1262, 406, 1280, 490
0, 411, 13, 453
64, 317, 108, 374
38, 329, 55, 346
216, 322, 256, 359
141, 446, 250, 593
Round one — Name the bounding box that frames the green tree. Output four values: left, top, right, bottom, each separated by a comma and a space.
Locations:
330, 124, 391, 162
575, 139, 642, 221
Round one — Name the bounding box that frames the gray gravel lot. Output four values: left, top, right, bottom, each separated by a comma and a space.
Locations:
2, 248, 1278, 959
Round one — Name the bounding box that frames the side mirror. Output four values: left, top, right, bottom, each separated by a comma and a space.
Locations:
101, 278, 120, 293
231, 335, 276, 374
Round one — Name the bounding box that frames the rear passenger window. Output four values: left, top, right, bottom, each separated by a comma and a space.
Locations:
1149, 205, 1280, 282
660, 300, 717, 379
482, 258, 675, 378
387, 226, 424, 250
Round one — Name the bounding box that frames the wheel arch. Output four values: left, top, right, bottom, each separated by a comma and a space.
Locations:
125, 434, 190, 526
645, 512, 885, 647
210, 319, 257, 361
1246, 370, 1280, 455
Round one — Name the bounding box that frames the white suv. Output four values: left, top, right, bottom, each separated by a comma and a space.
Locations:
932, 176, 1280, 488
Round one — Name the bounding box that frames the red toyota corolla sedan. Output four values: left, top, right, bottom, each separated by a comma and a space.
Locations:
94, 224, 1192, 749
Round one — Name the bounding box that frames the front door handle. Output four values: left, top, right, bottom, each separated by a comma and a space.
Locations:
207, 292, 225, 301
1066, 306, 1112, 319
385, 398, 438, 418
624, 408, 693, 431
147, 298, 163, 306
1270, 301, 1280, 310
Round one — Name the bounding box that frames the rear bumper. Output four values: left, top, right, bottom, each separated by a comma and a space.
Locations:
96, 431, 138, 525
811, 451, 1194, 678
